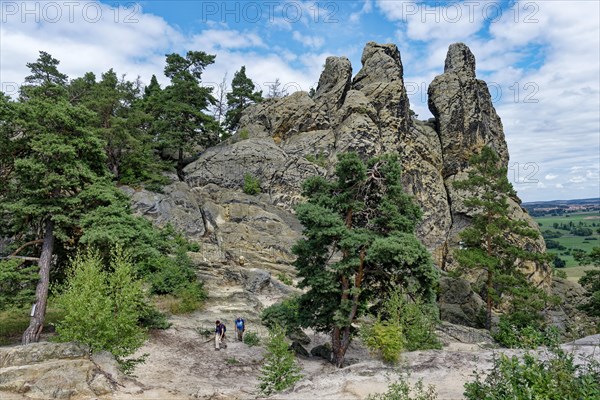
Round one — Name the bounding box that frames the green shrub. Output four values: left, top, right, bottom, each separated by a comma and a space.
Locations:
54, 247, 146, 359
361, 320, 404, 363
243, 173, 261, 195
493, 318, 560, 349
367, 372, 437, 400
257, 325, 303, 395
464, 346, 600, 399
172, 282, 206, 314
276, 272, 293, 286
361, 289, 440, 363
149, 248, 196, 295
243, 331, 261, 346
239, 129, 249, 140
138, 303, 171, 329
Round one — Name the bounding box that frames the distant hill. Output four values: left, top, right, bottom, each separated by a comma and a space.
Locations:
523, 198, 600, 217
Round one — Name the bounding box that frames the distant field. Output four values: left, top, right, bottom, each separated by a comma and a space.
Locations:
563, 265, 597, 283
534, 211, 600, 267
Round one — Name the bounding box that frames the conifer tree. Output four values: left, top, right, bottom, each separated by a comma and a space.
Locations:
452, 146, 547, 330
225, 66, 262, 131
0, 52, 109, 344
292, 153, 438, 367
152, 51, 219, 180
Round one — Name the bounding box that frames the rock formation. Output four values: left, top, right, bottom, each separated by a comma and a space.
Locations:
184, 42, 549, 280
126, 42, 554, 326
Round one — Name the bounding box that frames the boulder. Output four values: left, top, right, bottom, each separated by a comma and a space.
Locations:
310, 344, 332, 361
438, 275, 486, 327
289, 342, 310, 358
0, 342, 122, 399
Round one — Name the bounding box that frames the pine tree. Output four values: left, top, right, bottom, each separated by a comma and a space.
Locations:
257, 325, 302, 395
0, 52, 109, 344
452, 146, 547, 330
225, 66, 262, 131
152, 51, 219, 180
292, 153, 438, 367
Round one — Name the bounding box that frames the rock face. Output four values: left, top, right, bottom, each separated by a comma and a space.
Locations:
179, 41, 551, 289
0, 342, 120, 399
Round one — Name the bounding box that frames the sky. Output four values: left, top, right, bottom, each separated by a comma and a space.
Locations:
0, 0, 598, 202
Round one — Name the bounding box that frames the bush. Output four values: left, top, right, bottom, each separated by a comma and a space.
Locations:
243, 331, 260, 346
258, 325, 303, 395
239, 129, 249, 140
493, 318, 560, 349
367, 372, 437, 400
149, 248, 196, 295
54, 247, 146, 359
243, 173, 261, 195
138, 303, 171, 329
361, 289, 440, 363
464, 346, 600, 399
361, 320, 404, 363
276, 272, 293, 286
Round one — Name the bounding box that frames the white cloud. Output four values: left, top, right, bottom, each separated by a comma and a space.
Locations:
545, 174, 558, 180
350, 0, 372, 23
292, 31, 325, 49
570, 176, 587, 183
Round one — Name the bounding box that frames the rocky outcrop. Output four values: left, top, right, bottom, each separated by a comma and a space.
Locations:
0, 342, 120, 399
438, 276, 486, 328
180, 41, 551, 289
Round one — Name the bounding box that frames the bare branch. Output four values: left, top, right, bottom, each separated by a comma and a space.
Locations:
1, 256, 40, 261
10, 239, 43, 257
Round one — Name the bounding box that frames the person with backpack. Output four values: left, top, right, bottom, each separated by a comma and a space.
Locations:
234, 316, 245, 342
215, 320, 226, 350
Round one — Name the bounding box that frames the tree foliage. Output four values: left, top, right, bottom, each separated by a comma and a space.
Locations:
225, 66, 262, 131
54, 247, 146, 358
579, 247, 600, 321
257, 325, 303, 395
292, 152, 438, 367
148, 51, 219, 180
464, 345, 600, 399
452, 146, 549, 330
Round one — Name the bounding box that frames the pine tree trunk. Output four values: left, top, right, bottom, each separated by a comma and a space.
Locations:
22, 219, 54, 345
332, 326, 352, 368
176, 147, 184, 181
486, 268, 493, 330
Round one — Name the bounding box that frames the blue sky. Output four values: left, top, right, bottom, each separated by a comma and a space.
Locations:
1, 0, 599, 202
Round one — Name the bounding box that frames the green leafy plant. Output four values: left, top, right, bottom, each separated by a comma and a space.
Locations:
54, 247, 147, 360
367, 371, 437, 400
226, 357, 239, 365
276, 272, 293, 286
493, 317, 560, 349
464, 346, 600, 399
257, 325, 303, 395
361, 289, 440, 363
361, 319, 404, 363
243, 331, 261, 346
238, 129, 250, 140
243, 173, 261, 195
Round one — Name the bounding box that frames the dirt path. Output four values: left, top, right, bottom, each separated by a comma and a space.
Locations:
116, 304, 600, 400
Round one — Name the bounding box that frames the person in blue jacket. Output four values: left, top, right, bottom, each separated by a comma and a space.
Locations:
234, 316, 245, 342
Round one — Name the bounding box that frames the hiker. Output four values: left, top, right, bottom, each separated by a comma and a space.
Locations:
215, 320, 226, 350
234, 316, 245, 341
